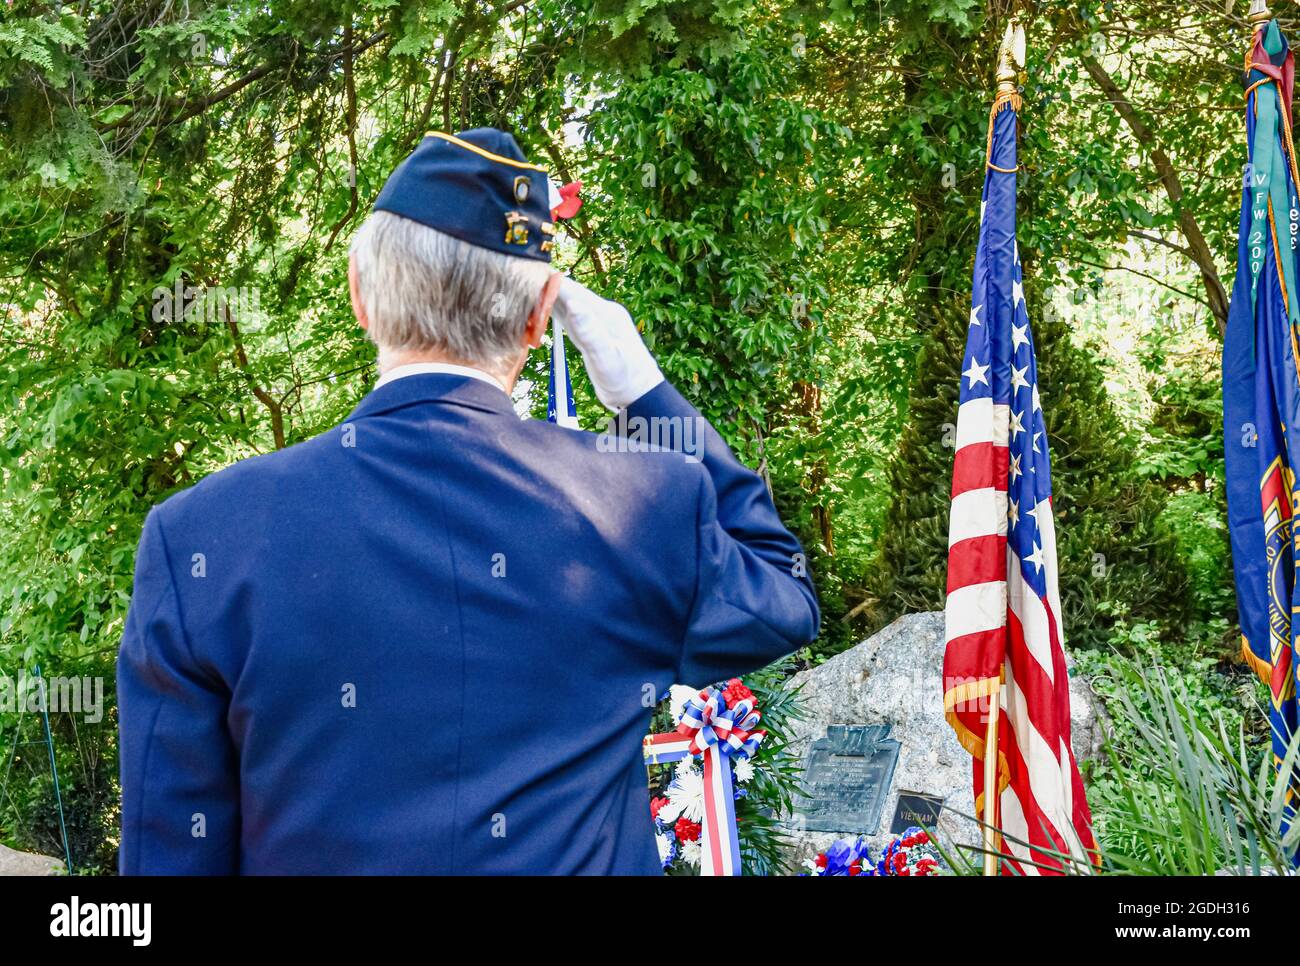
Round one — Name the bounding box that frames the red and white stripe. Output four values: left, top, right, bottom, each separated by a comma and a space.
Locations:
943, 398, 1097, 875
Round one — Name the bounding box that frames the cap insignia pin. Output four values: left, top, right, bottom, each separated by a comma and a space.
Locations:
505, 211, 530, 246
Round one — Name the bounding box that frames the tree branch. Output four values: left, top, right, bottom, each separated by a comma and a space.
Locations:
1069, 255, 1210, 308
218, 294, 286, 450
1125, 229, 1193, 258
324, 21, 361, 254
100, 30, 388, 134
1081, 53, 1228, 335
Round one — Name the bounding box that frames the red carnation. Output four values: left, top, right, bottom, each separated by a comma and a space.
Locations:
901, 835, 917, 848
915, 830, 930, 844
722, 678, 754, 706
650, 796, 670, 821
891, 851, 907, 872
674, 817, 702, 842
551, 181, 583, 220
815, 853, 828, 868
848, 860, 862, 876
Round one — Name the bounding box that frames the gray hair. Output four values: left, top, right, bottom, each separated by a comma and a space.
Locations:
349, 210, 551, 370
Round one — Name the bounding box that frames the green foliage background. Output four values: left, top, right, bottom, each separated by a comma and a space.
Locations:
0, 0, 1278, 871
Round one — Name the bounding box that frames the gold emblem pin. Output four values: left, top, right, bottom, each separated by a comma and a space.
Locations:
505, 211, 529, 246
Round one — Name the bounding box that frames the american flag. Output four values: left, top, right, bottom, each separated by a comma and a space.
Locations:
942, 91, 1099, 875
548, 319, 578, 429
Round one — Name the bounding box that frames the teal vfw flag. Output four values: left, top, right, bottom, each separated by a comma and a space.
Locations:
1223, 17, 1300, 861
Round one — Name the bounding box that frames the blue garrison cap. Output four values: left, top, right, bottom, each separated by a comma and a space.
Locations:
372, 128, 558, 262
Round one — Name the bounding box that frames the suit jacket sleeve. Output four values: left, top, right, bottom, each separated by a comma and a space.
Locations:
117, 508, 240, 874
624, 381, 821, 686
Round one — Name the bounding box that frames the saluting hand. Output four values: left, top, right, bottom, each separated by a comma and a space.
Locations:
551, 277, 663, 411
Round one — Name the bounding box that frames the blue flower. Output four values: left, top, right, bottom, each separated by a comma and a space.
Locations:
655, 829, 678, 870
820, 836, 871, 875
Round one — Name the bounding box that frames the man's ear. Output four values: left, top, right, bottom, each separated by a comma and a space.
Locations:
348, 258, 369, 331
524, 271, 563, 349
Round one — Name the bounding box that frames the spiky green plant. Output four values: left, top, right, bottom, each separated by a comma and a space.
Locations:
931, 658, 1297, 877
1092, 660, 1298, 875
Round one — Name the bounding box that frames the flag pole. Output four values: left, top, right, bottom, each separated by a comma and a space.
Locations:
982, 690, 1000, 876
1249, 0, 1270, 31
981, 20, 1022, 880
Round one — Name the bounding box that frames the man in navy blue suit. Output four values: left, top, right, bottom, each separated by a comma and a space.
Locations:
117, 128, 819, 874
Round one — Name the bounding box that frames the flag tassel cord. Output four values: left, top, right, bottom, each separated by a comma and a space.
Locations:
1247, 2, 1298, 194
1244, 7, 1300, 409
985, 94, 1021, 173
1240, 2, 1300, 413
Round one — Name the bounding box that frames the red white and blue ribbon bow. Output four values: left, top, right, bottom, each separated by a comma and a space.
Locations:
676, 687, 766, 760
643, 682, 766, 876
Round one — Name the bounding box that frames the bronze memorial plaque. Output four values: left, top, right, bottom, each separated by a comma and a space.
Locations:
794, 724, 901, 834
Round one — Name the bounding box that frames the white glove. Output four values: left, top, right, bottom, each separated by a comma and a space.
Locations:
552, 277, 663, 411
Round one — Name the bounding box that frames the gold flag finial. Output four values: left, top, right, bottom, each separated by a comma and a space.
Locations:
1249, 0, 1272, 26
996, 19, 1026, 96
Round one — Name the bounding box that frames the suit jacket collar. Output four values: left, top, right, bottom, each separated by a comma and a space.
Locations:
348, 372, 517, 422
375, 361, 507, 393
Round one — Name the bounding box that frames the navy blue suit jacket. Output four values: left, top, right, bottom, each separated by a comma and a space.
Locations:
117, 374, 819, 874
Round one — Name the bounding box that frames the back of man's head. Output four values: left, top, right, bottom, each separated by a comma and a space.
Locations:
349, 210, 551, 374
